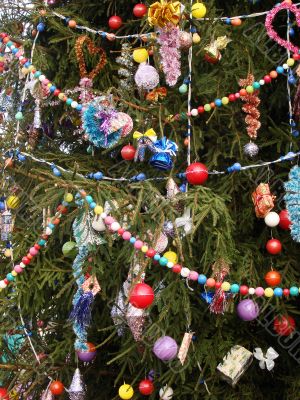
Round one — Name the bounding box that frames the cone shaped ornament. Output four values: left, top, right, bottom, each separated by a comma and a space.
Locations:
41, 389, 54, 400
68, 368, 86, 400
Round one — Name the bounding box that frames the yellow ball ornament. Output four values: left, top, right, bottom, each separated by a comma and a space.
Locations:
141, 245, 149, 253
221, 281, 230, 291
4, 249, 12, 258
133, 48, 149, 63
94, 205, 104, 215
163, 251, 178, 264
191, 2, 207, 19
192, 32, 201, 44
118, 384, 134, 400
7, 195, 20, 209
264, 287, 274, 298
64, 193, 73, 203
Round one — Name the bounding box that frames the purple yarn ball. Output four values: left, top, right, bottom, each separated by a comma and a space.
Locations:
237, 299, 259, 321
134, 64, 159, 90
153, 336, 178, 361
77, 350, 97, 362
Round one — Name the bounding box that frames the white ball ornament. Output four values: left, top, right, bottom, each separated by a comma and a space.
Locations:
249, 287, 255, 295
45, 227, 53, 235
159, 386, 173, 400
0, 281, 7, 289
20, 262, 26, 269
264, 211, 280, 227
39, 75, 46, 82
259, 79, 265, 86
180, 267, 190, 278
71, 101, 78, 109
191, 108, 198, 117
111, 221, 121, 231
167, 261, 174, 269
92, 217, 106, 232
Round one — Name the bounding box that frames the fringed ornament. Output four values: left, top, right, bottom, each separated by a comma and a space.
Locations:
68, 368, 86, 400
284, 166, 300, 242
239, 74, 261, 139
126, 304, 145, 341
178, 332, 194, 365
41, 389, 54, 400
209, 260, 231, 314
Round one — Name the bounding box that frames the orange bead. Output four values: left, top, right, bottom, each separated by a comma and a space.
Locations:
4, 158, 14, 168
27, 254, 33, 260
32, 29, 37, 37
265, 270, 281, 287
184, 138, 189, 146
53, 218, 60, 225
231, 18, 242, 26
68, 20, 77, 28
3, 37, 10, 44
206, 278, 216, 288
269, 70, 278, 79
239, 88, 247, 96
80, 190, 87, 197
39, 9, 47, 16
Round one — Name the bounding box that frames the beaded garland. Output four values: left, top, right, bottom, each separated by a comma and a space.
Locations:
1, 187, 300, 299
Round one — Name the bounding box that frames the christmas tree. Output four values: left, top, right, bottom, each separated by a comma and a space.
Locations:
0, 0, 300, 399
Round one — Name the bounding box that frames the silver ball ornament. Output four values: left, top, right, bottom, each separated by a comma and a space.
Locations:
134, 63, 159, 90
244, 142, 259, 158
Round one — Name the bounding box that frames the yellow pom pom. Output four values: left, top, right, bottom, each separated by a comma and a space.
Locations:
64, 193, 73, 203
119, 384, 134, 400
287, 58, 295, 67
94, 205, 104, 215
264, 287, 274, 298
141, 245, 149, 253
163, 251, 178, 264
221, 281, 230, 291
133, 48, 149, 63
7, 195, 20, 209
4, 249, 11, 257
191, 2, 207, 19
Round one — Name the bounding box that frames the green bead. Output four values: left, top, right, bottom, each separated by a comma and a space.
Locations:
159, 257, 168, 266
246, 85, 254, 94
290, 286, 299, 296
15, 111, 23, 120
39, 239, 46, 246
222, 97, 229, 105
204, 104, 211, 112
253, 82, 260, 90
66, 98, 73, 106
179, 84, 188, 94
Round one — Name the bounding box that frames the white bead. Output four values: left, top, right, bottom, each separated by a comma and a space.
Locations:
191, 108, 198, 117
167, 261, 174, 269
249, 288, 255, 295
39, 75, 46, 82
71, 101, 78, 109
283, 63, 288, 69
264, 211, 280, 227
111, 221, 121, 231
259, 79, 265, 85
180, 267, 190, 278
159, 386, 173, 400
45, 227, 52, 235
20, 262, 26, 269
10, 45, 15, 50
100, 212, 107, 219
18, 56, 24, 61
0, 280, 7, 289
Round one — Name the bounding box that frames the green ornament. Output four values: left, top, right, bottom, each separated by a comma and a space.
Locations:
62, 241, 78, 258
15, 111, 23, 120
179, 84, 188, 94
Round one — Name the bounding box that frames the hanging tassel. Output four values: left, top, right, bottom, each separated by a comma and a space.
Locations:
69, 291, 94, 330
209, 260, 231, 314
33, 99, 42, 128
68, 368, 86, 400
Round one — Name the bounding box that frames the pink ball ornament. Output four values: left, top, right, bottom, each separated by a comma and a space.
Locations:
189, 271, 199, 281
134, 63, 159, 90
255, 287, 264, 297
237, 299, 259, 321
29, 247, 39, 256
104, 216, 115, 225
153, 336, 178, 361
122, 231, 132, 240
134, 240, 143, 249
14, 265, 23, 274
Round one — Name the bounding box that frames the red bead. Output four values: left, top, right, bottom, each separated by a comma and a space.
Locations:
121, 145, 136, 160
20, 58, 28, 65
197, 106, 205, 114
293, 53, 300, 60
266, 239, 282, 255
53, 89, 61, 96
41, 234, 49, 240
27, 254, 33, 260
129, 283, 154, 309
57, 205, 68, 214
274, 315, 296, 336
264, 270, 281, 287
279, 209, 291, 230
264, 75, 272, 83
34, 244, 41, 250
3, 279, 9, 285
240, 285, 249, 295
186, 162, 208, 185
139, 379, 154, 395
0, 387, 9, 399
0, 33, 8, 38
133, 3, 148, 18
215, 282, 222, 289
50, 381, 64, 396
53, 218, 60, 225
206, 278, 216, 288
22, 256, 31, 265
172, 264, 182, 274
229, 94, 236, 102
283, 289, 290, 297
117, 228, 125, 235
146, 249, 156, 258
108, 15, 123, 30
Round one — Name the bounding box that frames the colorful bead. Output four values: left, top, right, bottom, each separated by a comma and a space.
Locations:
206, 278, 216, 288
180, 267, 190, 277
141, 245, 148, 253
129, 237, 136, 244
221, 281, 230, 291
159, 257, 168, 266
274, 287, 283, 297
264, 287, 274, 298
289, 286, 299, 296
198, 274, 207, 284
230, 284, 240, 293
134, 240, 143, 250
189, 271, 199, 281
255, 287, 264, 297
122, 231, 131, 240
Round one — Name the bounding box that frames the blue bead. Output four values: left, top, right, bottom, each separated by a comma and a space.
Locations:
37, 22, 45, 32
0, 202, 5, 211
289, 28, 295, 37
290, 120, 296, 127
89, 202, 97, 209
225, 17, 231, 24
93, 172, 103, 180
62, 201, 69, 207
230, 284, 240, 293
159, 257, 168, 266
154, 254, 161, 261
253, 82, 261, 89
215, 99, 222, 107
66, 98, 73, 106
53, 168, 61, 177
101, 32, 107, 38
34, 71, 42, 78
198, 274, 207, 285
233, 162, 241, 171
276, 66, 284, 74
288, 76, 296, 85
85, 195, 93, 203
39, 239, 46, 246
76, 104, 82, 112
227, 167, 233, 173
18, 154, 26, 162
290, 286, 299, 296
49, 85, 56, 93
12, 48, 18, 55
274, 288, 283, 297
136, 173, 146, 181
130, 237, 136, 244
292, 130, 299, 137
48, 223, 55, 229
6, 273, 14, 281
24, 61, 31, 68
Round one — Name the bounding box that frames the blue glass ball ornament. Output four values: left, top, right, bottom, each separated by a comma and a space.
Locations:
230, 284, 240, 294
93, 172, 103, 180
37, 22, 45, 32
52, 168, 61, 177
198, 274, 207, 285
274, 288, 283, 297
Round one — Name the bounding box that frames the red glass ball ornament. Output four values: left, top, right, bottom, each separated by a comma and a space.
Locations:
139, 379, 154, 396
50, 381, 64, 395
265, 270, 281, 287
264, 75, 272, 83
185, 162, 208, 185
22, 256, 31, 265
129, 283, 154, 309
0, 388, 9, 400
108, 15, 123, 30
293, 53, 300, 61
146, 248, 156, 258
229, 94, 236, 102
279, 209, 291, 230
133, 3, 148, 18
121, 145, 136, 160
172, 264, 182, 274
274, 315, 296, 336
266, 239, 282, 255
239, 285, 249, 295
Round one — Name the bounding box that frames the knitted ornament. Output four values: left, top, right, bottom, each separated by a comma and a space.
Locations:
284, 166, 300, 242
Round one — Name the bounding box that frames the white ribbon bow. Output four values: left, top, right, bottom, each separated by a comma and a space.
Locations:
253, 347, 279, 371
175, 207, 192, 235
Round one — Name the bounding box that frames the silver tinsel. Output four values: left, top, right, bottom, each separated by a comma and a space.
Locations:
0, 210, 12, 241
244, 142, 259, 158
163, 221, 174, 237
33, 99, 42, 128
68, 368, 86, 400
116, 43, 135, 91
41, 389, 54, 400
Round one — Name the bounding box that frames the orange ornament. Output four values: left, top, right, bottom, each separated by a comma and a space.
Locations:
231, 18, 242, 26
50, 381, 64, 396
75, 35, 107, 80
4, 158, 14, 168
68, 19, 77, 28
265, 270, 281, 287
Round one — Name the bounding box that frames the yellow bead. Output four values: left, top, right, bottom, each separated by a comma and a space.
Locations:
7, 195, 20, 209
0, 56, 4, 62
119, 384, 134, 400
222, 97, 229, 105
133, 48, 148, 63
287, 58, 295, 67
221, 281, 230, 291
21, 67, 29, 75
28, 65, 35, 72
163, 251, 178, 264
11, 271, 17, 277
141, 245, 149, 253
4, 249, 11, 257
64, 193, 73, 202
264, 287, 274, 298
47, 83, 52, 88
58, 93, 65, 100
191, 2, 207, 19
94, 205, 104, 215
192, 33, 201, 44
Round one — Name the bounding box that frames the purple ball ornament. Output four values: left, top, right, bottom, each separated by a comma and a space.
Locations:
153, 336, 178, 361
237, 299, 259, 321
134, 63, 159, 90
77, 343, 97, 362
